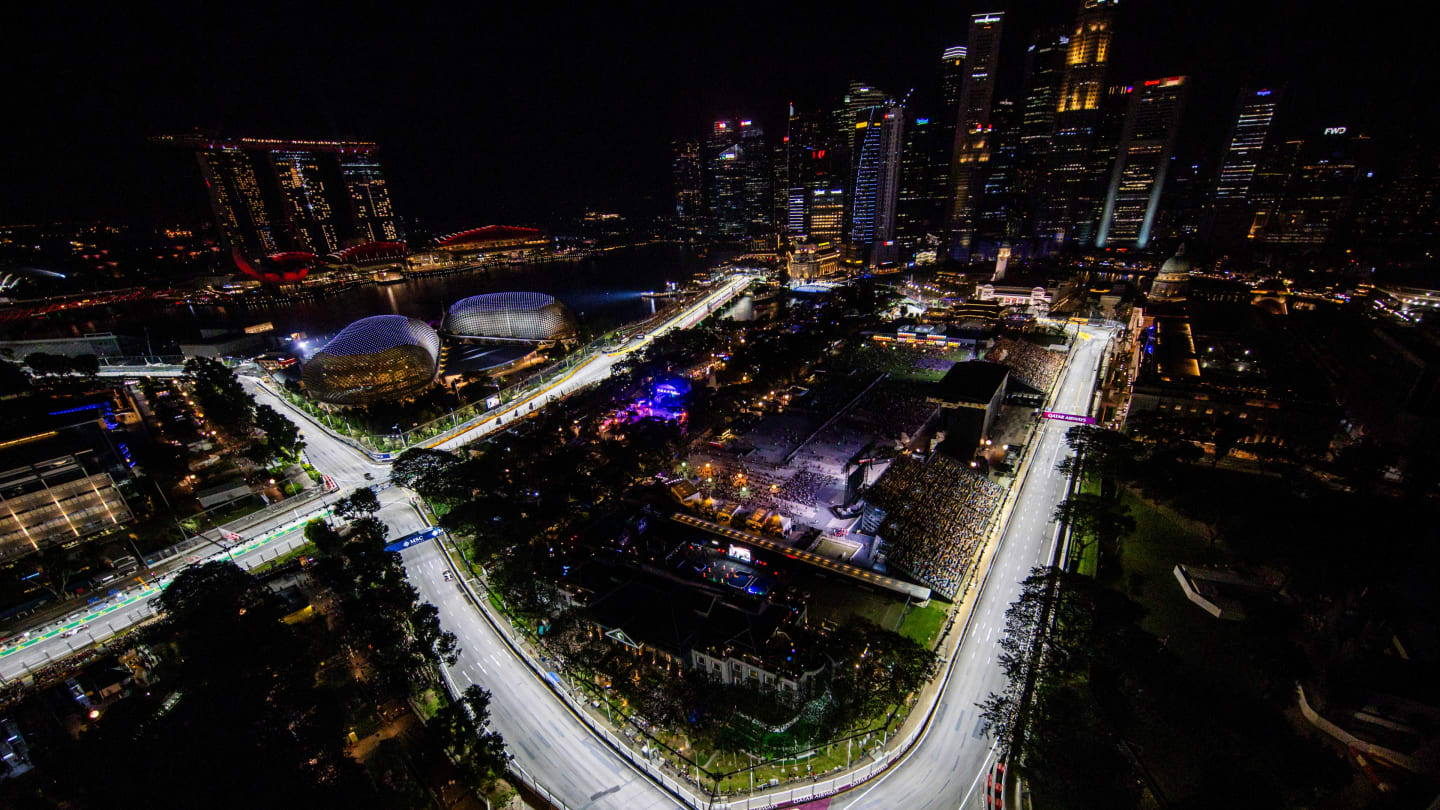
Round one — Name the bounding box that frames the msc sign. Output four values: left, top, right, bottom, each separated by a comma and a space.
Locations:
384, 526, 442, 553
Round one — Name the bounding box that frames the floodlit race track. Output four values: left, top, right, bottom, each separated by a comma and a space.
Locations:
835, 329, 1110, 810
4, 263, 1111, 810
427, 275, 752, 452
401, 530, 678, 809
0, 501, 338, 681
391, 327, 1114, 810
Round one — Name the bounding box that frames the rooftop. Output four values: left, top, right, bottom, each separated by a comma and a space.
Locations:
434, 225, 546, 248
931, 361, 1010, 406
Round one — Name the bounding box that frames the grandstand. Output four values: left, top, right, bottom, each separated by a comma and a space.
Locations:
861, 454, 1002, 600
987, 338, 1066, 391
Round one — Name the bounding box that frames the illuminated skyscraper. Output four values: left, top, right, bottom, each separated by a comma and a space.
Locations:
1245, 138, 1303, 240
850, 104, 906, 250
1204, 86, 1284, 243
786, 141, 845, 241
340, 156, 401, 243
946, 11, 1004, 256
671, 139, 704, 236
272, 150, 339, 253
832, 81, 888, 149
787, 187, 809, 235
1096, 76, 1188, 248
933, 46, 967, 224
898, 114, 939, 240
1036, 0, 1119, 248
809, 187, 846, 243
776, 105, 824, 241
194, 144, 278, 256
706, 120, 771, 239
156, 135, 401, 258
1255, 126, 1369, 246
940, 45, 968, 116
1015, 26, 1067, 232
974, 98, 1023, 247
1215, 88, 1282, 202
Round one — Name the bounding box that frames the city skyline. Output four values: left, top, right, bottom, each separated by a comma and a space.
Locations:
3, 3, 1440, 807
4, 3, 1431, 232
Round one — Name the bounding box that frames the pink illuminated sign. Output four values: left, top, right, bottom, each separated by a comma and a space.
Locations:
1042, 411, 1097, 424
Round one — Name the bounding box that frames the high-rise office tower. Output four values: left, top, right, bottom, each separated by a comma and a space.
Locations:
272, 150, 339, 253
946, 12, 1004, 256
831, 81, 887, 237
787, 187, 809, 236
776, 105, 825, 241
1214, 88, 1283, 202
850, 104, 906, 251
707, 121, 745, 238
1153, 158, 1206, 243
1036, 0, 1119, 249
672, 139, 705, 236
1096, 76, 1188, 248
741, 125, 775, 237
898, 114, 939, 240
340, 156, 401, 243
706, 120, 772, 239
157, 135, 401, 257
787, 143, 844, 240
974, 98, 1023, 248
773, 141, 791, 239
1255, 126, 1369, 246
940, 45, 968, 115
809, 187, 846, 243
1015, 27, 1067, 232
1245, 138, 1303, 240
932, 46, 968, 228
832, 81, 888, 148
1205, 86, 1284, 244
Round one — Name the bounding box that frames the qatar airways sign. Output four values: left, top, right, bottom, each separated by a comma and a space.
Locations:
1042, 411, 1097, 425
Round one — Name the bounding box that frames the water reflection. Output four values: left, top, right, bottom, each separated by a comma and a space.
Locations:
9, 244, 715, 342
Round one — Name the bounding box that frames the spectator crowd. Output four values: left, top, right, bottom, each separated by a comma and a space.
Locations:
864, 454, 1002, 599
840, 342, 972, 383
987, 338, 1065, 391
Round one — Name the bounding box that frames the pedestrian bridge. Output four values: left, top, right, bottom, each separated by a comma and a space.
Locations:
96, 363, 186, 377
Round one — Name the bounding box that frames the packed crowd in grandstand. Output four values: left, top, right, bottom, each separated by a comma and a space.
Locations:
864, 454, 1003, 599
840, 342, 972, 383
987, 338, 1066, 391
847, 381, 937, 441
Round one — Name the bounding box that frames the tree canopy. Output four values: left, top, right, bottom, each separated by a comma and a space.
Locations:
388, 447, 462, 501
60, 561, 378, 809
184, 357, 255, 435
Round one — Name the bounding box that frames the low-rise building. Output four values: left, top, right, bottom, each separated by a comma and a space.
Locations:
787, 241, 841, 282
0, 397, 136, 561
973, 283, 1054, 316
569, 561, 826, 693
0, 456, 133, 561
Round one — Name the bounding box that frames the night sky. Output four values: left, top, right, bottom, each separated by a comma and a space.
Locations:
5, 2, 1431, 232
